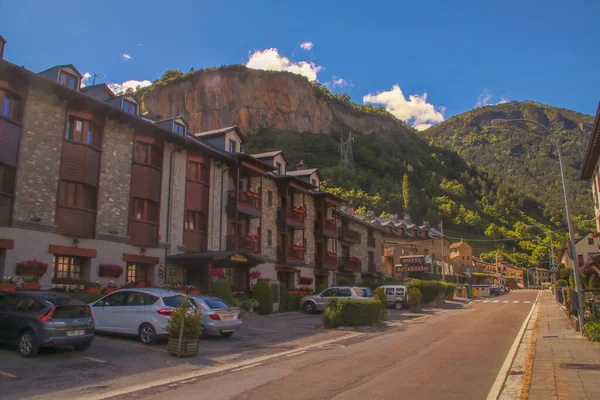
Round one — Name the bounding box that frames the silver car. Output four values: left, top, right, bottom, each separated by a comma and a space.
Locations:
189, 296, 242, 337
301, 286, 373, 314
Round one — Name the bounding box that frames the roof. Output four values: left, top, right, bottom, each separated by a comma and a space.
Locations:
155, 115, 189, 127
251, 150, 290, 165
193, 125, 246, 144
336, 209, 387, 232
450, 241, 470, 249
286, 168, 322, 180
38, 63, 84, 78
310, 189, 345, 204
80, 83, 116, 99
581, 102, 600, 180
0, 35, 6, 44
0, 59, 234, 164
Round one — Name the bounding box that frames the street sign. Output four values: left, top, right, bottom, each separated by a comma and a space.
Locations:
466, 268, 471, 278
549, 264, 558, 272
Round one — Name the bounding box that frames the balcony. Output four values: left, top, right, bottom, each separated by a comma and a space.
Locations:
315, 252, 338, 270
278, 208, 305, 230
226, 190, 262, 218
183, 230, 208, 252
315, 218, 337, 238
339, 226, 361, 244
277, 246, 305, 266
225, 235, 261, 255
339, 256, 361, 272
367, 236, 376, 248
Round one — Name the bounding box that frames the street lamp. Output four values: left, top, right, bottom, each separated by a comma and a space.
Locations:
492, 118, 585, 332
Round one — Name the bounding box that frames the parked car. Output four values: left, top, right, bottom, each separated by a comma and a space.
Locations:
90, 288, 188, 345
189, 296, 242, 338
0, 291, 94, 357
301, 286, 373, 314
379, 285, 410, 309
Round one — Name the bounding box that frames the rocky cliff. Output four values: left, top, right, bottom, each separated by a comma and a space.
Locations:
140, 66, 409, 138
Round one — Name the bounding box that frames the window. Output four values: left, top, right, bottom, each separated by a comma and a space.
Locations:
163, 295, 187, 308
267, 191, 273, 207
462, 256, 465, 260
276, 162, 283, 175
58, 181, 97, 210
1, 90, 22, 122
368, 251, 374, 264
385, 288, 394, 295
123, 99, 138, 115
173, 122, 185, 136
337, 288, 352, 297
185, 210, 206, 231
188, 161, 209, 183
589, 238, 594, 245
65, 116, 101, 147
577, 254, 584, 267
396, 288, 405, 296
53, 255, 83, 280
59, 70, 78, 89
134, 142, 162, 168
423, 248, 429, 255
0, 163, 15, 195
130, 198, 159, 223
267, 230, 273, 247
228, 139, 237, 153
204, 299, 230, 309
125, 264, 151, 284
99, 292, 128, 307
322, 288, 337, 297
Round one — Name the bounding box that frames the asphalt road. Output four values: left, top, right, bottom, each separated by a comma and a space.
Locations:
126, 290, 539, 400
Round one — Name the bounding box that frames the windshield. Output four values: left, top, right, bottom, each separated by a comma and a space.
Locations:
205, 299, 231, 310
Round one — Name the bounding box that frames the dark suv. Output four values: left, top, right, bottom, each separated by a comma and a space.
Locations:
0, 292, 94, 357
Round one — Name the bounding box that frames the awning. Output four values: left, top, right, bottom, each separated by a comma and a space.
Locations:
275, 265, 299, 273
167, 251, 263, 268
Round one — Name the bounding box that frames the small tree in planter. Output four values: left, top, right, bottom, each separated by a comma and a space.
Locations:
166, 298, 202, 357
1, 277, 17, 292
254, 280, 273, 315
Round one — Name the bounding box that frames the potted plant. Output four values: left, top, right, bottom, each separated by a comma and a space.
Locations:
85, 281, 102, 294
21, 276, 41, 291
103, 281, 118, 294
186, 285, 200, 295
1, 277, 17, 292
327, 218, 336, 225
99, 264, 124, 278
16, 259, 48, 276
166, 298, 202, 357
210, 268, 225, 280
245, 298, 259, 313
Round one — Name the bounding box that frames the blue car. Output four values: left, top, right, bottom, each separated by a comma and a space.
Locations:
189, 296, 242, 338
0, 292, 94, 357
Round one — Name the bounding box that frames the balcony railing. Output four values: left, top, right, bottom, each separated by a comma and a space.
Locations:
314, 252, 338, 270
315, 219, 337, 236
278, 208, 305, 229
277, 246, 305, 265
367, 236, 376, 247
227, 190, 262, 216
339, 226, 361, 244
339, 256, 361, 272
225, 235, 261, 255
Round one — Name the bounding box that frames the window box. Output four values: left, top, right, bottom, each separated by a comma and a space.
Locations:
103, 287, 118, 295
87, 286, 101, 294
16, 260, 49, 276
99, 264, 124, 278
0, 283, 16, 292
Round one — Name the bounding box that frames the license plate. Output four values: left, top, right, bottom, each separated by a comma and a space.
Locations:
222, 314, 236, 321
67, 330, 84, 336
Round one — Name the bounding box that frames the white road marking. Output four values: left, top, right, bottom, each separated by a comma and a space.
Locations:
493, 301, 500, 303
285, 351, 307, 357
231, 362, 262, 372
513, 301, 520, 304
503, 301, 510, 303
483, 301, 490, 303
524, 301, 530, 304
0, 370, 16, 379
486, 292, 540, 400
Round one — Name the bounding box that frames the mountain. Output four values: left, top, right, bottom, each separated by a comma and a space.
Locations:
137, 67, 592, 261
422, 101, 595, 223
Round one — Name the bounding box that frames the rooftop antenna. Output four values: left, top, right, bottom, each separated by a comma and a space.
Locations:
93, 73, 105, 85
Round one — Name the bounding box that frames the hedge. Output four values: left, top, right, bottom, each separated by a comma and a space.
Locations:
210, 279, 234, 305
322, 298, 386, 328
407, 280, 448, 303
408, 287, 422, 312
253, 280, 273, 315
583, 320, 600, 342
284, 294, 304, 311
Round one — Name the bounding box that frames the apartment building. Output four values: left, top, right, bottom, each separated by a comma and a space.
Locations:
559, 233, 599, 270
449, 241, 473, 271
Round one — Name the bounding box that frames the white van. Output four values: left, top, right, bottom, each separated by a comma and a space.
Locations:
379, 285, 410, 309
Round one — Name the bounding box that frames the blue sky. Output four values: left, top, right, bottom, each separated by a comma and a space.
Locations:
1, 0, 598, 129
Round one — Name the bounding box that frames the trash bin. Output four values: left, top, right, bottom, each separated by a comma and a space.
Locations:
473, 287, 479, 298
467, 285, 473, 299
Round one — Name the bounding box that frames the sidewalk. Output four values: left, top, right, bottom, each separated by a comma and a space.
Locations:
529, 291, 600, 399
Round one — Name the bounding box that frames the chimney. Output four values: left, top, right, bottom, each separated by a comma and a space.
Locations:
296, 160, 307, 170
0, 35, 6, 60
348, 207, 355, 216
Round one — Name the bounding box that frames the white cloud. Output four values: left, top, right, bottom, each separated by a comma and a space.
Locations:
246, 48, 323, 82
300, 41, 313, 51
475, 89, 492, 107
332, 77, 347, 88
414, 123, 433, 131
107, 79, 152, 95
122, 53, 132, 60
497, 96, 509, 104
81, 72, 92, 87
363, 85, 445, 130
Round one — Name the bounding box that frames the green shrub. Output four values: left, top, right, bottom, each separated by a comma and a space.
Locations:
254, 281, 273, 315
374, 287, 388, 320
209, 279, 234, 305
556, 279, 568, 288
408, 288, 422, 312
589, 275, 600, 290
322, 298, 386, 328
583, 320, 600, 342
278, 282, 289, 312
408, 280, 446, 303
443, 282, 456, 299
165, 298, 203, 339
285, 294, 304, 311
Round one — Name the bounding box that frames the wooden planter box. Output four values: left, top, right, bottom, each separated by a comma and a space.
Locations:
167, 337, 200, 357
177, 289, 188, 294
22, 283, 41, 291
0, 283, 17, 292
87, 287, 101, 294
103, 287, 117, 294
189, 290, 200, 295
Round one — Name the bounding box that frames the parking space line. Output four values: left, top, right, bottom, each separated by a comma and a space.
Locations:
524, 301, 531, 304
285, 350, 307, 357
503, 301, 510, 303
74, 355, 106, 363
94, 336, 167, 353
0, 370, 16, 379
513, 301, 520, 304
231, 362, 262, 372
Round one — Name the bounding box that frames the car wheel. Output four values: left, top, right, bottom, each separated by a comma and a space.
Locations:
19, 330, 39, 358
73, 342, 91, 352
303, 301, 317, 314
139, 323, 157, 345
394, 301, 403, 310
220, 332, 234, 338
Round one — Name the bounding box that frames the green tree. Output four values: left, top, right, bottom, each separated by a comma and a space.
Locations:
588, 275, 600, 289
402, 173, 411, 213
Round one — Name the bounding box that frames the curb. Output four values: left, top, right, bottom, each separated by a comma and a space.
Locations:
519, 308, 540, 399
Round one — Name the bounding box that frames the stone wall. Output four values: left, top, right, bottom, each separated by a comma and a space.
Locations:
13, 88, 66, 227
259, 177, 278, 262
303, 196, 316, 265
96, 118, 134, 239
350, 221, 369, 272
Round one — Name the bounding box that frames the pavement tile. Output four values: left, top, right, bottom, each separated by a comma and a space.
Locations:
529, 389, 558, 400
556, 393, 589, 400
